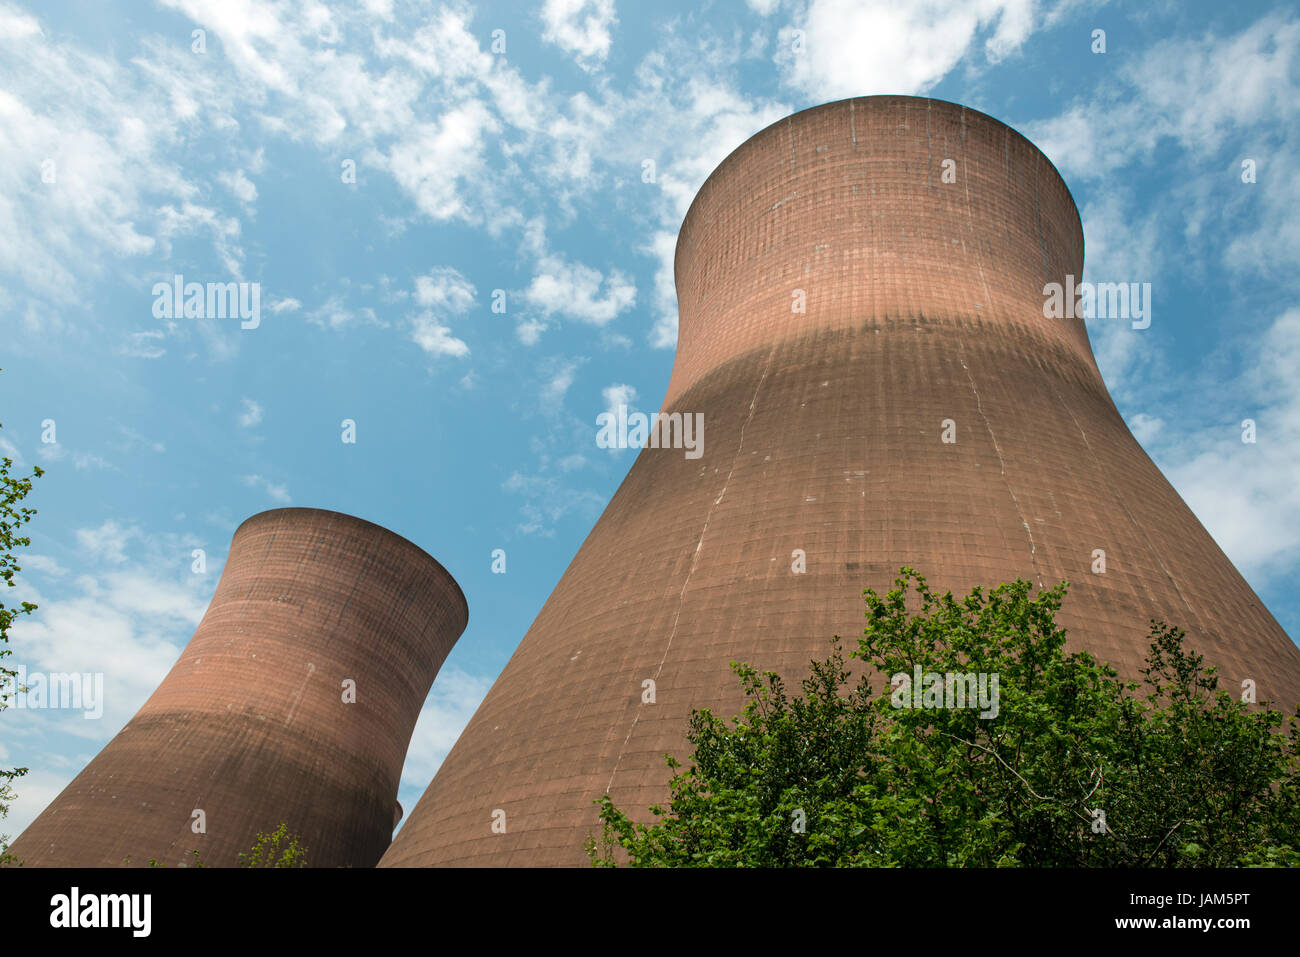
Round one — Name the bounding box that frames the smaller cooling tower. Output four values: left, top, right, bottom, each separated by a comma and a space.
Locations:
7, 508, 467, 867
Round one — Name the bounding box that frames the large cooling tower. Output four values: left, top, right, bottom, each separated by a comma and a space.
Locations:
8, 508, 467, 867
382, 96, 1300, 867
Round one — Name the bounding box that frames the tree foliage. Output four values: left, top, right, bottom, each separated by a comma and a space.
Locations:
238, 822, 309, 868
0, 427, 42, 861
588, 568, 1300, 867
121, 825, 308, 868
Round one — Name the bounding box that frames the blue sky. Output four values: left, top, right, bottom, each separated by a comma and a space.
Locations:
2, 0, 1298, 844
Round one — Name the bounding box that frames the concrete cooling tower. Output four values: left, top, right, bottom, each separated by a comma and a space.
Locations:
8, 507, 467, 867
380, 95, 1300, 868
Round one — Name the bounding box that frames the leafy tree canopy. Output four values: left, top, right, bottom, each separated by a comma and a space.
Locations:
589, 568, 1300, 867
0, 428, 42, 860
239, 822, 309, 868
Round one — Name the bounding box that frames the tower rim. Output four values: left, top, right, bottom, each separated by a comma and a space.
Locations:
234, 506, 469, 627
673, 94, 1086, 293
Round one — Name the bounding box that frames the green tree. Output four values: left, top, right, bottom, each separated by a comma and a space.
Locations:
131, 826, 311, 868
0, 429, 42, 863
589, 567, 1300, 867
129, 849, 207, 868
239, 823, 309, 868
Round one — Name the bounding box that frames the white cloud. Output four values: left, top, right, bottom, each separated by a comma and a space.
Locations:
407, 268, 476, 358
37, 443, 114, 472
117, 330, 167, 359
241, 473, 290, 504
540, 0, 618, 69
1133, 16, 1300, 156
1024, 15, 1300, 184
270, 297, 301, 313
1022, 100, 1158, 183
4, 769, 75, 848
541, 357, 583, 408
1149, 309, 1300, 585
117, 426, 166, 455
515, 316, 547, 345
4, 523, 213, 836
650, 78, 789, 223
399, 666, 493, 792
237, 398, 263, 428
1127, 413, 1164, 446
0, 5, 41, 40
596, 383, 639, 456
1022, 11, 1300, 408
0, 433, 22, 465
411, 315, 470, 358
374, 5, 494, 85
1076, 191, 1164, 398
1012, 19, 1300, 595
777, 0, 1037, 101
647, 229, 679, 348
154, 201, 245, 278
618, 72, 791, 347
1, 0, 796, 363
1224, 147, 1300, 282
147, 0, 540, 236
306, 295, 354, 330
0, 0, 802, 360
602, 382, 637, 420
414, 267, 476, 312
383, 102, 499, 222
525, 253, 635, 326
20, 554, 66, 577
0, 16, 197, 304
502, 470, 605, 536
217, 168, 257, 204
306, 293, 381, 330
76, 520, 138, 564
361, 0, 395, 19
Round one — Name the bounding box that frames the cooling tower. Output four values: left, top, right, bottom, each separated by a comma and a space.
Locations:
8, 507, 467, 867
382, 95, 1300, 867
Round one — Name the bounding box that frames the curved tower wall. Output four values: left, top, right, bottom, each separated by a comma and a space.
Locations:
382, 95, 1300, 867
9, 508, 467, 867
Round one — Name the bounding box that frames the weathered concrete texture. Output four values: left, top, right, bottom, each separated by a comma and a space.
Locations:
8, 508, 467, 867
381, 95, 1300, 867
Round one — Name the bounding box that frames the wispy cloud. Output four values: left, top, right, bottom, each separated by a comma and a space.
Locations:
540, 0, 618, 70
524, 252, 636, 327
776, 0, 1037, 100
5, 518, 213, 836
241, 473, 290, 504
410, 266, 475, 358
237, 398, 264, 428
